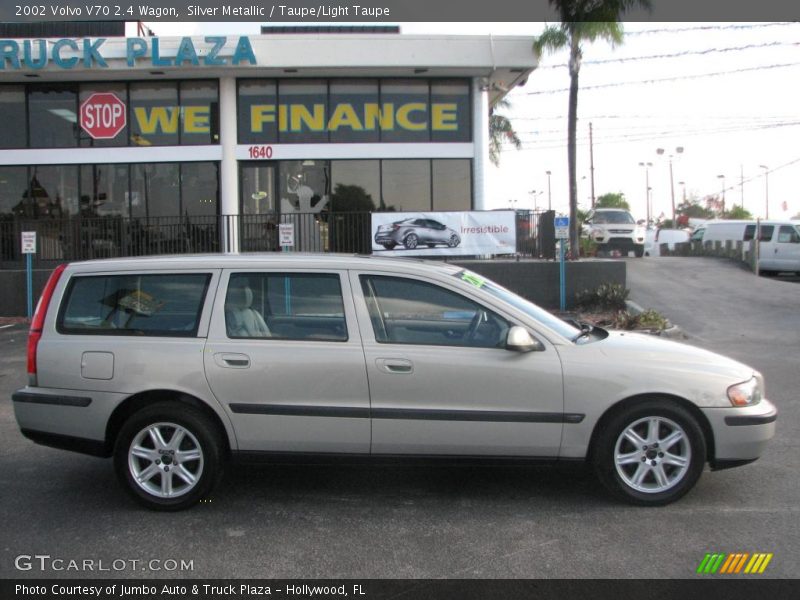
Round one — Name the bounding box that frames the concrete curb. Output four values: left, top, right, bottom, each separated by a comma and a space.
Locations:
625, 300, 686, 339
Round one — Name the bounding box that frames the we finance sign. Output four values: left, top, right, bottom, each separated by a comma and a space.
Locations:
0, 36, 256, 70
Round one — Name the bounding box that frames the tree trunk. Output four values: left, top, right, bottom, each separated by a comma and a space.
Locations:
567, 51, 580, 258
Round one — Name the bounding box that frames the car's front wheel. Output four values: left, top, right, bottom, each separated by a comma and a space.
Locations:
447, 234, 460, 248
592, 400, 706, 505
114, 402, 224, 511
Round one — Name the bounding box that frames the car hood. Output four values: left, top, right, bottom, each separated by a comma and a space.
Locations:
595, 330, 754, 382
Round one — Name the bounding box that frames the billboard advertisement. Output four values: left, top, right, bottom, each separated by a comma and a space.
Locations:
371, 211, 516, 257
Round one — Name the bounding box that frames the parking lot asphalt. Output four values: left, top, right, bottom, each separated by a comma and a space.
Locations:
1, 256, 798, 579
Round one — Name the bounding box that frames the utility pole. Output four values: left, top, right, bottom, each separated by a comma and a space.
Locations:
589, 122, 596, 208
740, 164, 745, 211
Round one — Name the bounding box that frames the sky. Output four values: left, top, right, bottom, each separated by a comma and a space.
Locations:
145, 21, 800, 221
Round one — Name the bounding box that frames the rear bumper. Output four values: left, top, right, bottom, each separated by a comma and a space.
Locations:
702, 399, 777, 465
13, 386, 125, 454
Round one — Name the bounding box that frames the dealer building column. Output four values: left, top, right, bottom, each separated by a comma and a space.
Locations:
471, 77, 490, 211
219, 76, 240, 253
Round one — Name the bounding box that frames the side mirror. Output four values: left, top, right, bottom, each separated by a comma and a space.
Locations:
506, 326, 544, 353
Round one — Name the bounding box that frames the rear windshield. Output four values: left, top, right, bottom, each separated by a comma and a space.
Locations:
58, 273, 210, 337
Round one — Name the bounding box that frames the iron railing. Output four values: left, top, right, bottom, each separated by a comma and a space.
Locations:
0, 210, 548, 269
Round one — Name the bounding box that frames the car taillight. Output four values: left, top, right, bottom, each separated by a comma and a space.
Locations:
27, 263, 67, 385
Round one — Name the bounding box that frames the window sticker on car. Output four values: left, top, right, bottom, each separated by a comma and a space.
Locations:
461, 272, 486, 288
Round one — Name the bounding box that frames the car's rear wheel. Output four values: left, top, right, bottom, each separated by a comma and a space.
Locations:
404, 233, 419, 249
592, 400, 706, 505
114, 402, 224, 511
381, 242, 396, 250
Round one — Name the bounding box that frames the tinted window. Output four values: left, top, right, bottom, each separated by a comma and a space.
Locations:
758, 225, 774, 241
59, 274, 210, 336
777, 225, 800, 243
29, 84, 78, 148
0, 86, 27, 148
360, 275, 509, 348
226, 273, 347, 341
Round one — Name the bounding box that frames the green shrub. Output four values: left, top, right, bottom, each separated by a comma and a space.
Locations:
575, 283, 629, 311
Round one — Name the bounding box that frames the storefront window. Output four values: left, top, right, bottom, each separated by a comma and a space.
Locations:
329, 80, 380, 143
238, 80, 278, 145
78, 84, 129, 148
131, 163, 179, 217
241, 164, 277, 215
431, 81, 471, 142
29, 84, 78, 148
130, 82, 180, 146
278, 80, 329, 144
79, 164, 130, 217
180, 81, 219, 145
0, 86, 27, 149
27, 166, 79, 217
279, 160, 330, 213
432, 160, 472, 210
330, 161, 380, 211
0, 166, 28, 217
381, 160, 431, 212
380, 80, 430, 143
181, 162, 219, 216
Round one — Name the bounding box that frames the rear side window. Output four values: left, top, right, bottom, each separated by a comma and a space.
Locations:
226, 273, 347, 341
58, 273, 211, 336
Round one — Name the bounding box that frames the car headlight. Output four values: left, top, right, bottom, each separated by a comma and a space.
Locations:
727, 377, 762, 407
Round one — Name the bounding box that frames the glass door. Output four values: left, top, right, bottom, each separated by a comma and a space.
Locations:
240, 162, 278, 251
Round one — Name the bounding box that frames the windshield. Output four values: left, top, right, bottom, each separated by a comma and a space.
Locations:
592, 211, 635, 224
454, 270, 580, 341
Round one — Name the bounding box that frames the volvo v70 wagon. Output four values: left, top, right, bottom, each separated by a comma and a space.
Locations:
13, 254, 776, 510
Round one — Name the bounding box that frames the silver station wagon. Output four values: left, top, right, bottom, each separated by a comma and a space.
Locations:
13, 254, 776, 510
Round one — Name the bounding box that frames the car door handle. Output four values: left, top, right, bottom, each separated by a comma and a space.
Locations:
214, 353, 251, 368
376, 358, 413, 374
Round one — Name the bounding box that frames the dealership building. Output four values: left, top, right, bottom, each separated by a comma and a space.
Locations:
0, 26, 536, 259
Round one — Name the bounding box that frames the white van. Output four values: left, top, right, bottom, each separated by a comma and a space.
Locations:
644, 228, 691, 257
690, 220, 800, 274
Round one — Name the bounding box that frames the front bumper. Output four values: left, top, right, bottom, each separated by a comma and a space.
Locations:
702, 399, 777, 466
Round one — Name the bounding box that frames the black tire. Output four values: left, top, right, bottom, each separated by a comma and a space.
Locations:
427, 243, 437, 248
381, 242, 396, 250
113, 402, 225, 511
634, 244, 645, 258
404, 233, 419, 249
447, 234, 461, 248
592, 400, 706, 506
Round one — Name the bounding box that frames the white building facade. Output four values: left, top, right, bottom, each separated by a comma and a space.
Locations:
0, 32, 535, 257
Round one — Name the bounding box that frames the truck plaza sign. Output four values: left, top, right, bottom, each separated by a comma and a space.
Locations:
0, 36, 256, 70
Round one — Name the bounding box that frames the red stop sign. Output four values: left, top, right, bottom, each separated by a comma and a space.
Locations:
80, 92, 127, 140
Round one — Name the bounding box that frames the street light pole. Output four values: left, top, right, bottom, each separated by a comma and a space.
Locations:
717, 174, 726, 215
759, 165, 769, 218
657, 146, 683, 226
546, 170, 552, 211
639, 161, 652, 225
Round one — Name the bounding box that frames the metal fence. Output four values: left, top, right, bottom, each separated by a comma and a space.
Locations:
0, 210, 548, 269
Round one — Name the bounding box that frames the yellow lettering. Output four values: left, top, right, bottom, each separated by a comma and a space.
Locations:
183, 106, 210, 133
278, 104, 288, 132
432, 103, 458, 131
250, 104, 276, 132
134, 107, 180, 134
396, 103, 427, 131
290, 104, 326, 132
364, 103, 394, 131
327, 103, 363, 131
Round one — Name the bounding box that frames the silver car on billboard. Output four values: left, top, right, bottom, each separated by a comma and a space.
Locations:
374, 217, 461, 250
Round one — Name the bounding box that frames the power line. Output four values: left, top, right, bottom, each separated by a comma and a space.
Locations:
537, 41, 800, 69
624, 22, 797, 36
524, 62, 800, 95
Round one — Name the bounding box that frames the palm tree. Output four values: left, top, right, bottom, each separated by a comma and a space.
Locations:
489, 99, 522, 166
533, 0, 650, 256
